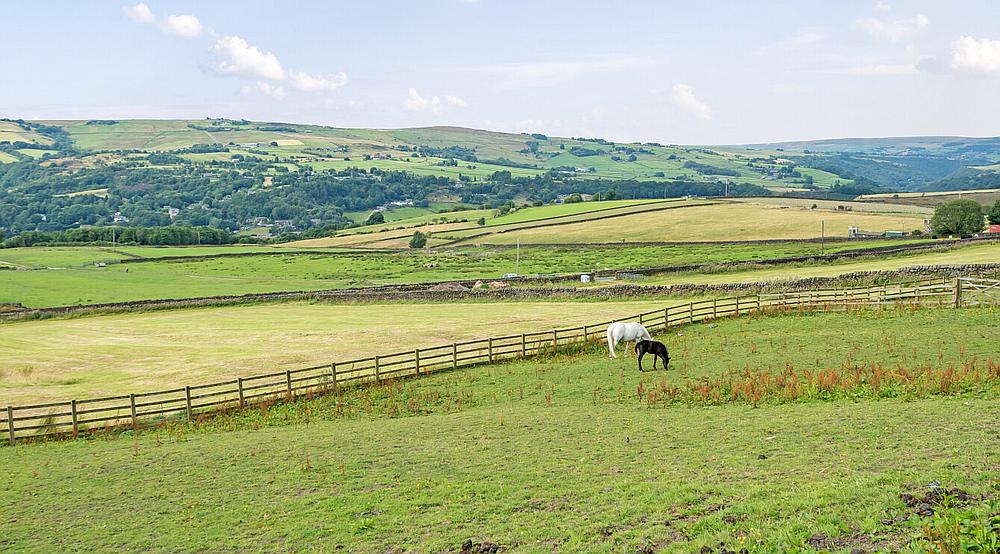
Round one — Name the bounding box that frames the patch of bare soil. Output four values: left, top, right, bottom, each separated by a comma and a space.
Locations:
458, 539, 502, 553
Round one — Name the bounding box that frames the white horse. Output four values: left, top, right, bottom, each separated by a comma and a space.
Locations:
606, 322, 651, 359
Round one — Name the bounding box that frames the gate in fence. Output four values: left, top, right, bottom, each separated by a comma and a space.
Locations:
2, 277, 997, 446
957, 277, 1000, 306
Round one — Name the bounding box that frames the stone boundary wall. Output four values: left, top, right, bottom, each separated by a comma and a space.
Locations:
4, 263, 998, 322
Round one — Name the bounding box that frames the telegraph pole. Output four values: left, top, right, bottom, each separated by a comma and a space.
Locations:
821, 220, 825, 255
515, 239, 520, 275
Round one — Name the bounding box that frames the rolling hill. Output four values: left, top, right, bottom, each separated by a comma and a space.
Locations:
2, 118, 999, 240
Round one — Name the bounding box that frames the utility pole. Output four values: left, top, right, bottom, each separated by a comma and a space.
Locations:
821, 220, 825, 255
515, 239, 520, 275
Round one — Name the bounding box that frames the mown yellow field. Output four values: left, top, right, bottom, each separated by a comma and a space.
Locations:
0, 298, 696, 405
464, 202, 926, 244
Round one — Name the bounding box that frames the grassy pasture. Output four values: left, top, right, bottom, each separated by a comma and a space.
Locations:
1, 307, 998, 551
461, 202, 926, 245
0, 299, 695, 405
0, 121, 52, 145
639, 240, 1000, 286
0, 245, 346, 269
0, 240, 929, 308
30, 120, 851, 186
0, 151, 19, 163
326, 207, 491, 236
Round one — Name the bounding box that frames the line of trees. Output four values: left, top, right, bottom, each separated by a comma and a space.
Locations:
1, 226, 235, 248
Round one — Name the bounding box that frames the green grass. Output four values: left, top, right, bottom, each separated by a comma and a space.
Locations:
0, 240, 931, 308
0, 151, 18, 163
0, 245, 347, 269
15, 148, 53, 160
640, 240, 1000, 286
32, 119, 852, 187
2, 307, 997, 551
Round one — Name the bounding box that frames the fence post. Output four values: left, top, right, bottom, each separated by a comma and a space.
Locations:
6, 406, 13, 446
552, 330, 558, 349
285, 370, 293, 397
521, 333, 527, 357
184, 386, 193, 422
487, 338, 494, 364
414, 349, 421, 376
374, 356, 381, 381
71, 400, 79, 437
331, 363, 339, 393
237, 378, 245, 408
688, 302, 694, 323
712, 298, 718, 319
735, 297, 740, 317
130, 393, 138, 428
452, 343, 458, 369
953, 278, 962, 308
664, 307, 669, 328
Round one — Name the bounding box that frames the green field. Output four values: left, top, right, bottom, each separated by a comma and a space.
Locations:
0, 240, 933, 308
2, 307, 997, 551
0, 245, 347, 269
639, 240, 1000, 286
26, 119, 849, 187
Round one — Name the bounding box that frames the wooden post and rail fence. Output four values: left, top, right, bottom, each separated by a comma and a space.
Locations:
3, 277, 997, 446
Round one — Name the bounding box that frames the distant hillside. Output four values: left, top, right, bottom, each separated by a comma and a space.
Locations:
742, 135, 1000, 192
3, 118, 997, 238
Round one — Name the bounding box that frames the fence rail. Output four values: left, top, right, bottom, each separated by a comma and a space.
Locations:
2, 277, 993, 446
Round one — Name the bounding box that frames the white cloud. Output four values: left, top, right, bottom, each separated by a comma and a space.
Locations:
402, 88, 467, 114
258, 82, 286, 100
485, 57, 654, 88
122, 2, 154, 24
162, 14, 203, 38
855, 13, 928, 41
211, 36, 286, 81
288, 70, 348, 93
443, 95, 467, 108
874, 1, 891, 12
671, 84, 713, 120
839, 63, 919, 76
950, 35, 1000, 76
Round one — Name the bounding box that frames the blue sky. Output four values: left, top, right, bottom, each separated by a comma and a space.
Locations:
4, 1, 1000, 144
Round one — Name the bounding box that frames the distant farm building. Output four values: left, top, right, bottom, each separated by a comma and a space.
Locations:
848, 226, 907, 238
987, 224, 1000, 235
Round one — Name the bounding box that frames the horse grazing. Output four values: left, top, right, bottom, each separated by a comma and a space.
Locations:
635, 339, 670, 372
606, 322, 651, 359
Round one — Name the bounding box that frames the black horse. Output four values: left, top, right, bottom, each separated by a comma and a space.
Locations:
635, 339, 670, 372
